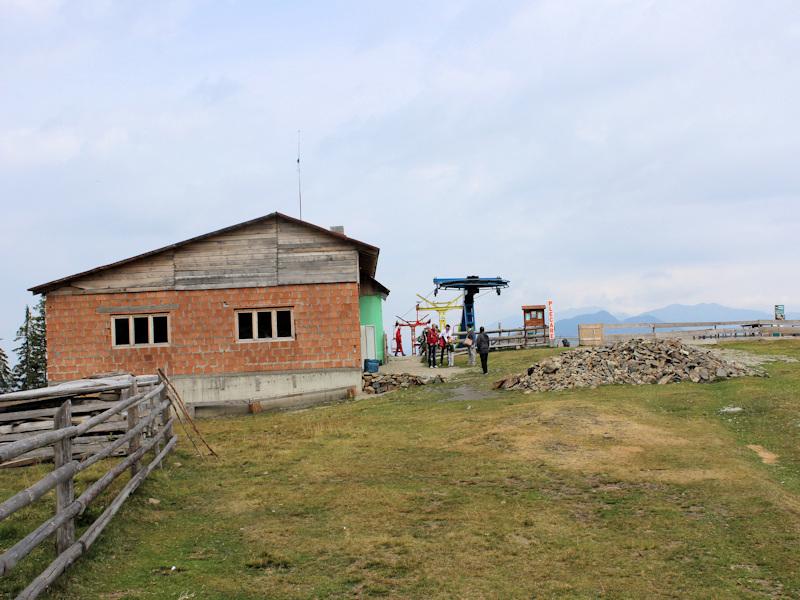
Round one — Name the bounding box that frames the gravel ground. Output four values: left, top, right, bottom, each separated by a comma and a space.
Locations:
380, 354, 472, 377
707, 348, 798, 368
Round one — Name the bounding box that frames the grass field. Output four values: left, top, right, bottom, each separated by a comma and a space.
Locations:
2, 340, 800, 599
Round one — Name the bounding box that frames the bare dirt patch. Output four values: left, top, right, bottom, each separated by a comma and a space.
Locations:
437, 384, 502, 403
709, 348, 798, 368
747, 444, 779, 465
454, 402, 736, 484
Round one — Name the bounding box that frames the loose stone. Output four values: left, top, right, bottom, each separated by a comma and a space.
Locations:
493, 339, 766, 393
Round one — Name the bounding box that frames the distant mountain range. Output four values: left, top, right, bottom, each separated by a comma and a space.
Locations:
495, 303, 797, 338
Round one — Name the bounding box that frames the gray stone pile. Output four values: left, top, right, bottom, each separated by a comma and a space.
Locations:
362, 372, 445, 395
493, 339, 766, 393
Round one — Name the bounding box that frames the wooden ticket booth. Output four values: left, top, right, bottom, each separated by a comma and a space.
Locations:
522, 305, 546, 345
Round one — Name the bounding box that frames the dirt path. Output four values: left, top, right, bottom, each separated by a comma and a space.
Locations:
380, 354, 473, 377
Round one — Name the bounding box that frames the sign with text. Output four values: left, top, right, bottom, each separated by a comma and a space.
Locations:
775, 305, 785, 320
548, 300, 555, 339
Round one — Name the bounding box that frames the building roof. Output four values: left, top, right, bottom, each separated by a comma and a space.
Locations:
30, 212, 380, 295
360, 273, 391, 300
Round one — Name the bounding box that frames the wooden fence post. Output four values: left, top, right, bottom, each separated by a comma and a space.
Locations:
152, 384, 164, 468
161, 386, 174, 443
54, 400, 75, 556
158, 386, 174, 468
153, 390, 163, 468
126, 378, 141, 478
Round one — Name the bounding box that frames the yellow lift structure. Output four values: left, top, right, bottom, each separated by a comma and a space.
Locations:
416, 294, 463, 332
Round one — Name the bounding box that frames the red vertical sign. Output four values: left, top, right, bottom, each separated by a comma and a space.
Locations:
548, 300, 555, 339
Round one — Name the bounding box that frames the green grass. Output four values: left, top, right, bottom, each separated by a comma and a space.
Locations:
2, 340, 800, 599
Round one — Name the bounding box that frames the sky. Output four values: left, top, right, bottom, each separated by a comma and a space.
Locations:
2, 0, 799, 362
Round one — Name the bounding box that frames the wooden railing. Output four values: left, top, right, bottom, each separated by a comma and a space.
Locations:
0, 373, 177, 599
441, 326, 551, 353
579, 320, 800, 345
437, 320, 800, 351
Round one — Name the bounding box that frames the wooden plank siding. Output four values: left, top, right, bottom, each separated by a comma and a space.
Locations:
62, 252, 176, 294
276, 220, 359, 286
46, 217, 364, 295
175, 220, 277, 289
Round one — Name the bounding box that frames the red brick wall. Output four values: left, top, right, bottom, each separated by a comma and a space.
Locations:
45, 283, 362, 382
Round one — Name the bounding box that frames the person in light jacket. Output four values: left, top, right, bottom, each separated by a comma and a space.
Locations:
440, 324, 453, 367
476, 326, 491, 374
465, 326, 476, 366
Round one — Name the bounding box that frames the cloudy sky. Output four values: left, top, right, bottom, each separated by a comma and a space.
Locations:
2, 0, 799, 361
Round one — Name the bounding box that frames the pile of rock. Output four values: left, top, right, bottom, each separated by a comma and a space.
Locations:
493, 338, 766, 393
362, 372, 446, 395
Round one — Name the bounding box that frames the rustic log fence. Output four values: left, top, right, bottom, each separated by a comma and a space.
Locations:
0, 373, 178, 599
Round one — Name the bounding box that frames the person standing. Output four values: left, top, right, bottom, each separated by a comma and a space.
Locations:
426, 325, 439, 368
441, 324, 454, 367
465, 326, 476, 366
438, 324, 448, 366
476, 326, 491, 374
394, 322, 405, 356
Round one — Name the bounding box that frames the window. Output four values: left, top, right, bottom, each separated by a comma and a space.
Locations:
112, 314, 170, 347
237, 308, 294, 341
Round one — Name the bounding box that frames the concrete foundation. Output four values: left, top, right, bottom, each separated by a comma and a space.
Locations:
169, 367, 363, 418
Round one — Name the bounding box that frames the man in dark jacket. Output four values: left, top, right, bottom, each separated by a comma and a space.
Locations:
476, 326, 491, 374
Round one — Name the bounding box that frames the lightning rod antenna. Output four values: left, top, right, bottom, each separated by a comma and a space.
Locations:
297, 130, 302, 221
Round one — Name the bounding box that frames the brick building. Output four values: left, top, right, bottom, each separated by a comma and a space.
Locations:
30, 213, 388, 416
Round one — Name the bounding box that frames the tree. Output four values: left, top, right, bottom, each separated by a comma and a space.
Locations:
0, 343, 12, 393
31, 296, 47, 385
12, 298, 47, 391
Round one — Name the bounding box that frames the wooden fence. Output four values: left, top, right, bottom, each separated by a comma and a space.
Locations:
415, 326, 550, 355
0, 373, 177, 599
579, 320, 800, 345
424, 320, 800, 352
467, 326, 549, 350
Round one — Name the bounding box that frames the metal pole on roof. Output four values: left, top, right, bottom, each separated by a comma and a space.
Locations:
297, 130, 303, 221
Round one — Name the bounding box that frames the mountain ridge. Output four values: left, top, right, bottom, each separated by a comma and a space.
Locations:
554, 303, 795, 337
493, 303, 796, 337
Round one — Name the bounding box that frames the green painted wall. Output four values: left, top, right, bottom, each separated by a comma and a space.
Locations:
359, 295, 385, 363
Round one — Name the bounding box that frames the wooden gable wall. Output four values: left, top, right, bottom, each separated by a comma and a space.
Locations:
276, 220, 359, 286
55, 217, 360, 295
62, 251, 176, 293
173, 219, 278, 290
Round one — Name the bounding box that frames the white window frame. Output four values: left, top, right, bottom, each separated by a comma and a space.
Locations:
112, 313, 171, 348
235, 307, 295, 342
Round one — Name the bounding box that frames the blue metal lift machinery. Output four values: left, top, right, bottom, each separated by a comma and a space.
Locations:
433, 276, 509, 334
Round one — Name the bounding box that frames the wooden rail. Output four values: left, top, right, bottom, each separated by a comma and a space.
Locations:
434, 320, 800, 351
0, 373, 178, 599
578, 320, 800, 345
425, 326, 551, 355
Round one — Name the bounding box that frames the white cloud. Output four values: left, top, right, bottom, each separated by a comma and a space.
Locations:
87, 126, 129, 157
0, 0, 65, 21
0, 125, 83, 167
